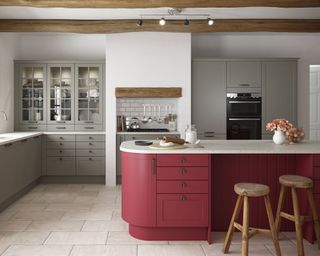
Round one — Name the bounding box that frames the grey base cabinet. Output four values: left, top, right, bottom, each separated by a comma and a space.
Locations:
0, 136, 41, 206
45, 134, 105, 176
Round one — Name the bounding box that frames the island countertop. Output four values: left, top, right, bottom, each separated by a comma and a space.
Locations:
120, 140, 320, 154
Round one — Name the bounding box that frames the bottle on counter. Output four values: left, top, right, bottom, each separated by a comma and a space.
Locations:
185, 124, 198, 144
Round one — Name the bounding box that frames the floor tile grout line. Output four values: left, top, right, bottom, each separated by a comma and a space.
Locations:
42, 231, 52, 245
264, 244, 276, 256
67, 245, 74, 256
199, 244, 207, 256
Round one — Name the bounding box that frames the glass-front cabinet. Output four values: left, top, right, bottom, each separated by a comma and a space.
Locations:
15, 61, 104, 131
75, 64, 103, 130
19, 64, 46, 128
47, 64, 74, 126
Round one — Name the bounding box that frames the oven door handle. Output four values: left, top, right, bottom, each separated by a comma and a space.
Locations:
228, 118, 261, 121
228, 101, 261, 104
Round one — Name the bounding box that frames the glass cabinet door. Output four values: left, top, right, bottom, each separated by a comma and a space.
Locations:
48, 65, 74, 124
20, 64, 46, 124
76, 64, 102, 124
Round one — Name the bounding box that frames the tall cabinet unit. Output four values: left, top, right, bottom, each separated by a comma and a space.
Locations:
75, 64, 103, 131
47, 64, 74, 131
192, 60, 227, 140
17, 64, 47, 131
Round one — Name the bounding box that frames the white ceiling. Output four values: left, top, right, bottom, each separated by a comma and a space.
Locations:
0, 7, 320, 20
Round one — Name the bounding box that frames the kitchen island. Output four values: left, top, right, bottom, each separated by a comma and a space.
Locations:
120, 140, 320, 244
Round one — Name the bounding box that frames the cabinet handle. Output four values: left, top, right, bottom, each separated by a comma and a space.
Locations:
84, 127, 94, 129
56, 127, 66, 129
59, 143, 63, 146
180, 195, 187, 201
180, 157, 187, 164
84, 121, 94, 124
181, 181, 188, 188
152, 158, 156, 175
89, 150, 93, 153
239, 83, 250, 87
56, 121, 66, 124
59, 157, 63, 161
59, 137, 64, 140
180, 168, 187, 174
89, 137, 93, 140
89, 158, 93, 161
132, 136, 136, 140
89, 142, 93, 146
28, 127, 38, 130
59, 150, 63, 153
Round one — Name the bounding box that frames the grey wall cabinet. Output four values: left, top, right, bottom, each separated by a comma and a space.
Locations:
0, 137, 41, 206
45, 133, 105, 176
192, 60, 227, 139
262, 61, 297, 136
15, 61, 104, 132
227, 61, 262, 88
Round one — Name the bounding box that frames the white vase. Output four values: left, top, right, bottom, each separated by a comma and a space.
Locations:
273, 131, 286, 145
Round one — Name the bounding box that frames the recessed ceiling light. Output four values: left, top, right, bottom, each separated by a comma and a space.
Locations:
159, 18, 166, 26
208, 18, 214, 26
136, 19, 143, 27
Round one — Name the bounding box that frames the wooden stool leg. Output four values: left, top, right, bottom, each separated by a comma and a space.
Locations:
306, 188, 320, 249
275, 185, 286, 234
292, 187, 305, 256
223, 195, 244, 253
264, 195, 282, 256
242, 196, 249, 256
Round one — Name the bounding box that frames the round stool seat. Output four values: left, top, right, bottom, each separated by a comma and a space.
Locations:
234, 183, 270, 197
279, 175, 313, 189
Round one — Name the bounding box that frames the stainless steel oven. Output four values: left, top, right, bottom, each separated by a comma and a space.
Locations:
227, 93, 262, 140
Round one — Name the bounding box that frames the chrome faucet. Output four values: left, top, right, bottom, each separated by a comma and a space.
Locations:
0, 111, 8, 121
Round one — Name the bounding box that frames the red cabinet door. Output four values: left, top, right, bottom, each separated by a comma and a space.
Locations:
122, 152, 156, 227
157, 194, 208, 227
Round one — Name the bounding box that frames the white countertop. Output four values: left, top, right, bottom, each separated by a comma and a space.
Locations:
120, 140, 320, 154
117, 131, 180, 135
0, 131, 106, 146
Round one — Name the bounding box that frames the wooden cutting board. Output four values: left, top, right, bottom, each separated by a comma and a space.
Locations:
149, 143, 188, 150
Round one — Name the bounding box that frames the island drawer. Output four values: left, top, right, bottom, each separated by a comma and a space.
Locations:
157, 181, 208, 194
76, 135, 105, 142
47, 157, 76, 175
157, 167, 208, 180
76, 142, 105, 149
157, 194, 208, 227
76, 149, 105, 157
76, 157, 105, 175
47, 149, 75, 157
47, 141, 76, 149
157, 154, 209, 167
47, 134, 75, 142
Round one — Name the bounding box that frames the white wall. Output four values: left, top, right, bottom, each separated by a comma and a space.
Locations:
105, 32, 191, 185
0, 33, 18, 133
192, 33, 320, 137
15, 33, 106, 60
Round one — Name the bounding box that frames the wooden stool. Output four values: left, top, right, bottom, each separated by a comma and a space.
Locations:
275, 175, 320, 256
222, 183, 281, 256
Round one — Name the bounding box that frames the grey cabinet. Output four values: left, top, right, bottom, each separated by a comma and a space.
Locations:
227, 61, 261, 88
262, 61, 297, 136
15, 61, 104, 132
0, 137, 41, 207
44, 133, 105, 176
192, 60, 227, 139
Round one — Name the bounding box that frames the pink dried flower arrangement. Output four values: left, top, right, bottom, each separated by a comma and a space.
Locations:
266, 118, 293, 132
286, 127, 305, 144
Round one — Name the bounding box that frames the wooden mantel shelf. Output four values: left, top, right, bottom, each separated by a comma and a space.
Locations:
115, 87, 182, 98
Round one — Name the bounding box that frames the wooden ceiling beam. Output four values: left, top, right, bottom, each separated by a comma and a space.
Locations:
0, 0, 319, 8
0, 19, 319, 33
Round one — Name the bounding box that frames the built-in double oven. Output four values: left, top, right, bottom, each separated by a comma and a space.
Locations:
227, 93, 262, 140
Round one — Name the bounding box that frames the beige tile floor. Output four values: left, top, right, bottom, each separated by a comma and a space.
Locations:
0, 184, 319, 256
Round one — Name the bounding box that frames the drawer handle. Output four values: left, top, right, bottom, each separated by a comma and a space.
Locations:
89, 137, 94, 140
85, 127, 94, 129
89, 158, 93, 161
89, 150, 93, 153
180, 168, 187, 174
56, 127, 66, 129
59, 157, 63, 161
181, 181, 188, 188
180, 158, 187, 164
28, 127, 38, 130
89, 142, 93, 146
152, 158, 156, 175
59, 137, 64, 140
239, 83, 250, 87
59, 143, 63, 146
180, 195, 187, 201
59, 150, 63, 153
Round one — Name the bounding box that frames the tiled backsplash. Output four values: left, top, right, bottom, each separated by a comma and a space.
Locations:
116, 98, 178, 118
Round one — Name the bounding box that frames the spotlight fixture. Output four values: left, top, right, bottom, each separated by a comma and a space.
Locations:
184, 19, 190, 26
208, 18, 214, 26
136, 19, 143, 27
159, 18, 166, 26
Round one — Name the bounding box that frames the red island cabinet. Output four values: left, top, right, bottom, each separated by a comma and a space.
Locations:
122, 152, 211, 243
